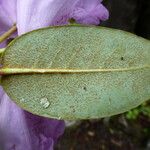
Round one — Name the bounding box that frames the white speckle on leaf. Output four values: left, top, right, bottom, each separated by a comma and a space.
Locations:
20, 98, 26, 102
40, 97, 50, 108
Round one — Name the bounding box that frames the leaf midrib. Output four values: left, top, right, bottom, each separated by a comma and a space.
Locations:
0, 66, 149, 75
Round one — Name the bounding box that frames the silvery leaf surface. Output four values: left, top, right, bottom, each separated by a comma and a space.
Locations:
1, 25, 150, 120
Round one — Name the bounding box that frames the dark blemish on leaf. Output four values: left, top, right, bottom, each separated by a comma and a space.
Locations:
83, 87, 87, 91
121, 57, 124, 61
109, 98, 112, 105
72, 108, 75, 113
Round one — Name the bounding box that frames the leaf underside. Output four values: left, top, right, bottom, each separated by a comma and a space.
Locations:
1, 25, 150, 120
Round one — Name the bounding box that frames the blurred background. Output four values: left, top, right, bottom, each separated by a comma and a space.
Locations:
55, 0, 150, 150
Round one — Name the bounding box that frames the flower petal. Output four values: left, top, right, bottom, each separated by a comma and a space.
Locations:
17, 0, 109, 35
17, 0, 76, 35
0, 0, 16, 32
70, 0, 109, 25
0, 41, 7, 48
0, 86, 65, 150
0, 0, 17, 48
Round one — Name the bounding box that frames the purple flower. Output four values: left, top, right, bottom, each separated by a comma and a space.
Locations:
0, 0, 109, 36
0, 0, 109, 149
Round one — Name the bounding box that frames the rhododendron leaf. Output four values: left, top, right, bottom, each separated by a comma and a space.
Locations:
0, 25, 150, 120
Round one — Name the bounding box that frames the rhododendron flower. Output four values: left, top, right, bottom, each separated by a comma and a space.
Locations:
0, 0, 109, 149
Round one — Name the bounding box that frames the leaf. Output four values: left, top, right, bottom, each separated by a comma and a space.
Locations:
0, 25, 150, 120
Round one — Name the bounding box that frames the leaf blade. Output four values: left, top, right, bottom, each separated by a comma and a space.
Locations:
1, 25, 150, 119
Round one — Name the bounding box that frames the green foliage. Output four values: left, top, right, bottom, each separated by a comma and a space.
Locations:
126, 102, 150, 120
0, 25, 150, 120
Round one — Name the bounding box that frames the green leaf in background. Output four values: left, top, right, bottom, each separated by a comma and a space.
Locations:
0, 25, 150, 120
